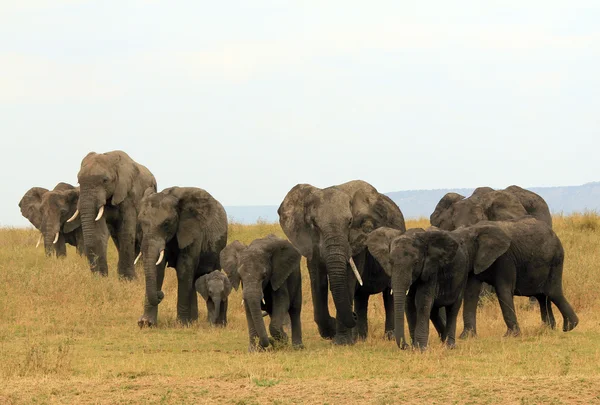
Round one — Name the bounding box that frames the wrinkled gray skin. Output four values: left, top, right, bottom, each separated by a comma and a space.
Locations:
454, 218, 578, 338
431, 185, 552, 306
430, 185, 552, 231
137, 187, 228, 327
279, 180, 405, 345
367, 227, 468, 350
195, 270, 231, 326
77, 151, 157, 279
19, 182, 83, 257
221, 235, 303, 352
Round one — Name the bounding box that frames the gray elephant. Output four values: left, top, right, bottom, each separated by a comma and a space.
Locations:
72, 150, 156, 279
195, 270, 231, 326
278, 180, 406, 345
137, 186, 228, 327
19, 182, 83, 257
454, 218, 578, 338
220, 235, 303, 351
367, 227, 468, 350
430, 185, 552, 231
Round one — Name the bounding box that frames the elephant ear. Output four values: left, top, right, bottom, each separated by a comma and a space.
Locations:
53, 182, 74, 192
505, 185, 552, 227
220, 240, 246, 291
222, 272, 232, 297
473, 225, 511, 274
19, 187, 48, 230
195, 275, 209, 300
278, 184, 317, 259
484, 191, 527, 221
62, 188, 81, 233
112, 153, 139, 206
269, 238, 301, 291
365, 227, 404, 276
421, 230, 459, 281
430, 193, 465, 230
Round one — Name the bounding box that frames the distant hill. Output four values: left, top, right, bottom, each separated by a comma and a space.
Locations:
225, 182, 600, 224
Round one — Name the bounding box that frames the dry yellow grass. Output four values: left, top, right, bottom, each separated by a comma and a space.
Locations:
1, 215, 599, 404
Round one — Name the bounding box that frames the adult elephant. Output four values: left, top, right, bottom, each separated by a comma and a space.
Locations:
278, 180, 406, 345
19, 182, 83, 257
430, 185, 552, 231
137, 187, 228, 327
72, 151, 156, 279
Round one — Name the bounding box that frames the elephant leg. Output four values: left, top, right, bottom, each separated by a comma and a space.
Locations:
307, 259, 336, 339
269, 290, 290, 343
430, 308, 447, 342
289, 289, 303, 349
138, 260, 166, 327
175, 255, 197, 324
536, 294, 556, 329
382, 287, 394, 340
115, 203, 137, 280
495, 285, 520, 337
460, 276, 483, 339
354, 292, 369, 341
219, 299, 228, 326
444, 300, 462, 348
547, 292, 579, 332
406, 286, 417, 345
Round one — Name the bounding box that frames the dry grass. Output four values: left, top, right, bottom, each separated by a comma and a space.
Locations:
1, 215, 600, 404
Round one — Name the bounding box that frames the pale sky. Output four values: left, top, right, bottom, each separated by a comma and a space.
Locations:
1, 1, 599, 226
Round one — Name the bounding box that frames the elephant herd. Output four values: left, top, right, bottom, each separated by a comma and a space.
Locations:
20, 150, 579, 352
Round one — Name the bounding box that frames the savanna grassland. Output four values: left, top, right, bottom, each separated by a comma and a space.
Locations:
1, 215, 600, 404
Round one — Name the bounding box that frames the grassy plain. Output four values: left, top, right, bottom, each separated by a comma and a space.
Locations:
1, 215, 600, 404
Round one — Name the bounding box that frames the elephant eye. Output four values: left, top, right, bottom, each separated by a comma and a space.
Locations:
103, 177, 109, 184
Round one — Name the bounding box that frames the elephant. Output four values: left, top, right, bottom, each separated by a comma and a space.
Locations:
220, 235, 303, 351
74, 150, 157, 279
195, 270, 232, 326
137, 186, 228, 327
278, 180, 406, 345
430, 185, 552, 305
19, 182, 84, 257
430, 185, 552, 231
367, 227, 468, 350
453, 217, 578, 338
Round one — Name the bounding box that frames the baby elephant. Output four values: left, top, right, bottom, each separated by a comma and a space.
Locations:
195, 270, 232, 326
221, 234, 303, 352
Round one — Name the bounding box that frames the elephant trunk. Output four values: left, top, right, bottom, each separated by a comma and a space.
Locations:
79, 192, 108, 274
212, 300, 221, 325
392, 273, 409, 349
324, 238, 356, 329
43, 231, 55, 257
245, 287, 270, 348
143, 239, 163, 307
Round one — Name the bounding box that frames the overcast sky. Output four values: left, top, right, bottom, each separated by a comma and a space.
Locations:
1, 1, 599, 226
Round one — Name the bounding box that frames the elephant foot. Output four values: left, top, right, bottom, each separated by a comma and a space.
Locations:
445, 341, 456, 349
563, 318, 579, 332
332, 332, 356, 346
317, 317, 337, 340
503, 327, 521, 337
384, 330, 394, 341
399, 341, 410, 350
138, 315, 157, 328
459, 329, 476, 339
292, 342, 305, 350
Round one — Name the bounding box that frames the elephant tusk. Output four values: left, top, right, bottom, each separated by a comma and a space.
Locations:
95, 205, 104, 221
36, 234, 42, 248
155, 250, 164, 265
262, 298, 266, 305
66, 209, 79, 223
241, 299, 244, 306
262, 311, 269, 317
348, 257, 363, 286
53, 232, 60, 244
390, 289, 393, 295
134, 252, 142, 265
